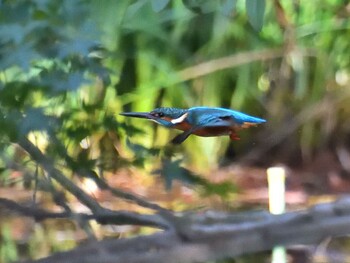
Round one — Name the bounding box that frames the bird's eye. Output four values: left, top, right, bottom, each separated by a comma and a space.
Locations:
151, 112, 164, 118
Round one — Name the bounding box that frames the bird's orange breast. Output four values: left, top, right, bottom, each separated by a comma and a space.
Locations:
193, 126, 233, 137
174, 122, 233, 137
173, 121, 258, 140
173, 121, 192, 132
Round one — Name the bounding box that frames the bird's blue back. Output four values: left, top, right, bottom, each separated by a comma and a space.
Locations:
188, 107, 266, 126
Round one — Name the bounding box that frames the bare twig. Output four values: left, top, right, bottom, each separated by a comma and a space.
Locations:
18, 137, 103, 213
48, 133, 168, 212
177, 48, 285, 82
16, 137, 169, 229
175, 47, 319, 84
0, 197, 70, 220
0, 197, 168, 228
92, 176, 168, 212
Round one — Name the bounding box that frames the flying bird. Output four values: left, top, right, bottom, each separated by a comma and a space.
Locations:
120, 107, 266, 144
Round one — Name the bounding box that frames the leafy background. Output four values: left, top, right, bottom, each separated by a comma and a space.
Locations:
1, 0, 350, 262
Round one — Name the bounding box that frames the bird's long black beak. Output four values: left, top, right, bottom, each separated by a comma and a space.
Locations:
119, 112, 155, 120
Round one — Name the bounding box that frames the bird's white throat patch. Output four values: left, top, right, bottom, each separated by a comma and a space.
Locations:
170, 112, 188, 124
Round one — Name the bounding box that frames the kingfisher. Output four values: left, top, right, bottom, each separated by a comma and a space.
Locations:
120, 107, 266, 144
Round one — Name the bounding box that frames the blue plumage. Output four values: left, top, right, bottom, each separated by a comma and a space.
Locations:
188, 107, 266, 125
120, 106, 266, 144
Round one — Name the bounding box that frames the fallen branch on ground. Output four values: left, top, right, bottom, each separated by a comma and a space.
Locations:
23, 196, 350, 263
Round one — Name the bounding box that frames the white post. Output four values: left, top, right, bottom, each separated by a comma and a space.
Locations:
267, 166, 287, 263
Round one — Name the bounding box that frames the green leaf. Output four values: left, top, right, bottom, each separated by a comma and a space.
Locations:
153, 159, 200, 190
126, 139, 160, 158
66, 126, 93, 143
40, 70, 88, 93
0, 82, 30, 108
57, 38, 96, 58
0, 110, 20, 140
201, 181, 238, 198
182, 0, 213, 14
0, 42, 40, 71
152, 158, 238, 195
0, 24, 25, 44
246, 0, 265, 31
220, 0, 236, 17
20, 108, 55, 135
151, 0, 170, 12
76, 149, 97, 171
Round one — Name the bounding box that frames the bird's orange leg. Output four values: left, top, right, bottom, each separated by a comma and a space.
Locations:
229, 132, 240, 140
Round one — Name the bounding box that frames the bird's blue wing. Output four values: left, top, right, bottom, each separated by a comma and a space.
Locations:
197, 114, 232, 127
225, 109, 266, 124
188, 107, 265, 127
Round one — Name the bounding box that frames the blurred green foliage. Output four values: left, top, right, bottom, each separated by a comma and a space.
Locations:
0, 224, 18, 262
1, 0, 350, 261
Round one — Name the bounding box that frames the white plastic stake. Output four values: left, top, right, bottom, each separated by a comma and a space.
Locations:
267, 166, 287, 263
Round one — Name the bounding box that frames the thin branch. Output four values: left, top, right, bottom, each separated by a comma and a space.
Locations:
17, 137, 103, 213
177, 48, 281, 82
0, 197, 70, 220
16, 137, 169, 229
0, 197, 169, 228
48, 133, 168, 213
176, 47, 319, 83
93, 176, 168, 212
